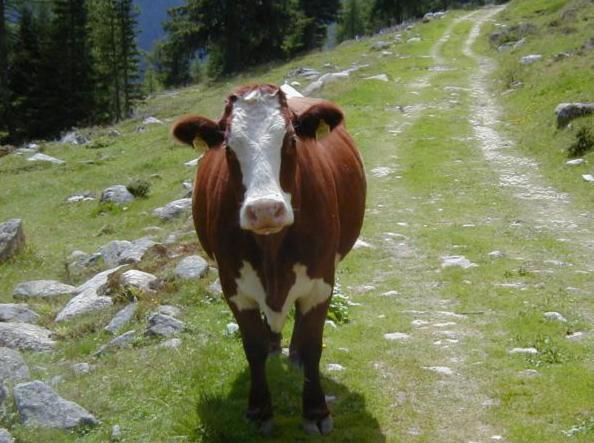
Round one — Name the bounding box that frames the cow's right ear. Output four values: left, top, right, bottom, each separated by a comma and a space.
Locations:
172, 115, 224, 151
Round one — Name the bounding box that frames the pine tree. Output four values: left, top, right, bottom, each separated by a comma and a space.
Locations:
0, 0, 11, 139
338, 0, 366, 42
117, 0, 142, 118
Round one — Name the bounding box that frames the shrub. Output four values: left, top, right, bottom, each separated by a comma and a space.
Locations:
568, 125, 594, 158
126, 179, 151, 199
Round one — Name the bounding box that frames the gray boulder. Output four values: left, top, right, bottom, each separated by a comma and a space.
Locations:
0, 428, 12, 443
156, 305, 182, 318
27, 153, 65, 165
104, 303, 137, 334
71, 363, 93, 375
67, 250, 101, 276
120, 270, 160, 294
95, 330, 136, 356
520, 54, 542, 64
0, 304, 39, 323
175, 255, 209, 280
0, 219, 25, 262
13, 280, 76, 300
99, 238, 159, 267
371, 40, 392, 51
100, 185, 135, 205
0, 323, 55, 352
153, 198, 192, 220
55, 289, 113, 322
555, 103, 594, 128
0, 384, 6, 407
60, 131, 89, 145
146, 313, 184, 337
75, 265, 126, 295
208, 279, 223, 297
0, 347, 30, 384
14, 380, 98, 429
65, 192, 95, 203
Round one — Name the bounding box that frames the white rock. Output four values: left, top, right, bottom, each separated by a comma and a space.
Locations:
370, 166, 393, 178
120, 270, 160, 294
27, 153, 65, 165
566, 332, 585, 341
544, 311, 567, 322
104, 304, 137, 334
0, 304, 39, 323
423, 366, 454, 375
566, 159, 584, 166
0, 219, 25, 262
353, 239, 374, 249
143, 116, 163, 125
380, 290, 399, 297
146, 313, 184, 337
159, 338, 182, 349
364, 74, 389, 82
71, 363, 93, 375
0, 347, 30, 383
75, 266, 126, 295
13, 280, 76, 300
520, 54, 542, 64
327, 363, 345, 372
441, 255, 478, 269
100, 185, 135, 205
488, 250, 505, 259
175, 255, 209, 279
0, 323, 55, 352
384, 332, 410, 341
226, 322, 239, 335
517, 369, 540, 378
582, 174, 594, 183
55, 289, 113, 322
411, 320, 430, 327
153, 198, 192, 220
325, 320, 337, 329
184, 157, 200, 167
508, 347, 538, 355
156, 305, 182, 318
407, 37, 421, 43
0, 428, 13, 443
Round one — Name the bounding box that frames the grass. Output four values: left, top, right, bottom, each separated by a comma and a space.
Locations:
1, 1, 593, 441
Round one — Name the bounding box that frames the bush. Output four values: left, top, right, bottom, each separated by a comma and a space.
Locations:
126, 179, 151, 199
568, 125, 594, 158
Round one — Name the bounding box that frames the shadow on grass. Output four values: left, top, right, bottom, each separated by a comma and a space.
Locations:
180, 356, 386, 442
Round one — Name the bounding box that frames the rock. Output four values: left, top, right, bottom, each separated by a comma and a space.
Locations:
143, 116, 163, 125
517, 369, 540, 378
208, 279, 223, 297
184, 157, 201, 167
182, 180, 193, 197
325, 320, 337, 329
0, 347, 30, 384
291, 67, 321, 79
353, 239, 373, 249
120, 270, 160, 294
14, 380, 98, 429
0, 304, 39, 323
0, 428, 13, 443
371, 40, 392, 51
566, 332, 585, 341
384, 332, 410, 341
566, 158, 585, 166
27, 153, 65, 165
380, 290, 399, 297
441, 256, 478, 270
111, 424, 122, 441
0, 323, 55, 352
146, 313, 184, 337
582, 174, 594, 183
423, 366, 454, 376
407, 37, 421, 43
99, 237, 159, 267
156, 305, 182, 318
107, 129, 121, 137
175, 255, 209, 280
60, 131, 88, 145
71, 363, 93, 375
327, 363, 345, 372
0, 219, 25, 262
364, 74, 389, 82
75, 265, 126, 295
100, 185, 135, 205
65, 192, 95, 203
55, 288, 113, 322
104, 303, 137, 334
555, 103, 594, 128
370, 166, 393, 178
67, 250, 101, 276
153, 198, 192, 220
544, 311, 567, 322
95, 331, 136, 355
225, 322, 239, 335
508, 347, 538, 355
520, 54, 542, 64
488, 250, 505, 259
159, 338, 182, 349
422, 12, 433, 23
13, 280, 76, 300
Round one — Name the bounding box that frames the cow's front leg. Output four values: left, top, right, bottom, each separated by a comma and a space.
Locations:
293, 299, 333, 435
230, 305, 274, 434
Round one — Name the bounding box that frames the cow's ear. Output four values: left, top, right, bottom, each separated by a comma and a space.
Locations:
172, 115, 224, 151
293, 103, 344, 141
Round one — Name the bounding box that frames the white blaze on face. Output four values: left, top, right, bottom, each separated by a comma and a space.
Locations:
228, 89, 294, 231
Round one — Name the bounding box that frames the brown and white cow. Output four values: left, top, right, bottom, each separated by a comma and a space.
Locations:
172, 83, 366, 435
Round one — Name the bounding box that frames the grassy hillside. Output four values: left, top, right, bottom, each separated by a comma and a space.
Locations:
0, 1, 593, 442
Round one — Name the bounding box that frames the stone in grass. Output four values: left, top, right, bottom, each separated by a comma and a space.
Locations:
13, 280, 76, 300
99, 238, 159, 267
555, 103, 594, 128
208, 279, 223, 297
226, 322, 239, 336
120, 270, 160, 294
0, 219, 25, 262
544, 311, 567, 322
0, 384, 6, 407
75, 265, 126, 295
384, 332, 410, 341
71, 363, 93, 375
27, 153, 65, 165
100, 185, 135, 205
582, 174, 594, 183
0, 347, 30, 384
0, 428, 13, 443
146, 313, 184, 337
327, 363, 345, 372
508, 347, 538, 355
441, 255, 478, 270
14, 380, 99, 429
364, 74, 389, 82
159, 338, 182, 349
55, 289, 113, 322
565, 159, 585, 166
520, 54, 542, 64
353, 239, 374, 250
517, 369, 540, 378
175, 255, 209, 280
156, 305, 182, 318
104, 303, 137, 335
423, 366, 454, 376
488, 250, 505, 259
0, 323, 55, 352
0, 304, 39, 323
153, 198, 192, 221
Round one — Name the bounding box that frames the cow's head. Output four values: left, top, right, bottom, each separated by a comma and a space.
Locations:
172, 84, 343, 236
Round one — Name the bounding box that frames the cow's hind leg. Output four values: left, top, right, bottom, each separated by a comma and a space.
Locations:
293, 299, 333, 435
230, 306, 274, 434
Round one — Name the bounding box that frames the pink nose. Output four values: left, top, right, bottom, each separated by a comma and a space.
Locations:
244, 199, 289, 232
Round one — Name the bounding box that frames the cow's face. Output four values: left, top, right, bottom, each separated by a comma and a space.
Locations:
172, 84, 343, 236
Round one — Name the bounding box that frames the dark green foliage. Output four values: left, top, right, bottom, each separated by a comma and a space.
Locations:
126, 179, 151, 199
568, 125, 594, 158
338, 0, 367, 42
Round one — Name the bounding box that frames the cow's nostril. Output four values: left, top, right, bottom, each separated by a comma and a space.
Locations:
273, 203, 285, 218
246, 206, 258, 222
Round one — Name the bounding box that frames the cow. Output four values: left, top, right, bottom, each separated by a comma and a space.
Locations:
172, 83, 366, 435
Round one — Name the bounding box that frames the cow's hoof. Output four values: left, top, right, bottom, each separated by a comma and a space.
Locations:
259, 418, 274, 436
303, 415, 333, 435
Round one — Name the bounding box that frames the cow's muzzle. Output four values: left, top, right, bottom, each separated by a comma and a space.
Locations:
241, 198, 293, 235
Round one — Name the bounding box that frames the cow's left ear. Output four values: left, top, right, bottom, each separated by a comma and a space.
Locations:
172, 115, 224, 151
293, 103, 344, 141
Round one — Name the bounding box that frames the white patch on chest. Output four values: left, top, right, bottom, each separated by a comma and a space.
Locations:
230, 261, 332, 333
228, 90, 293, 228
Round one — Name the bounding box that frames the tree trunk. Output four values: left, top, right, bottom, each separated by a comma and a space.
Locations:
0, 0, 12, 137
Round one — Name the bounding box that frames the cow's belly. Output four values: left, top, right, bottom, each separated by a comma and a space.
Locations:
230, 261, 333, 333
